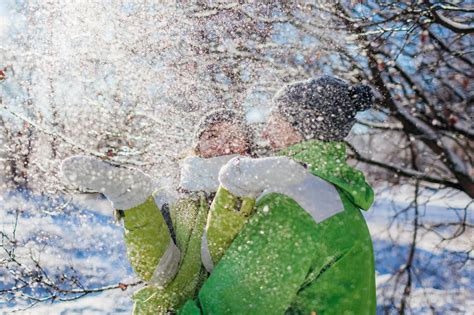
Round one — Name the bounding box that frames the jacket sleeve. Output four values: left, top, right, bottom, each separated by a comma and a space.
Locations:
181, 193, 316, 315
122, 196, 180, 286
131, 196, 210, 315
201, 186, 255, 272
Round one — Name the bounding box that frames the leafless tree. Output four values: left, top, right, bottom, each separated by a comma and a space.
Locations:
0, 1, 472, 313
174, 5, 473, 310
0, 209, 141, 311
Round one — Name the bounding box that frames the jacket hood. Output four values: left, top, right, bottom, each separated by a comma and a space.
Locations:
277, 140, 374, 210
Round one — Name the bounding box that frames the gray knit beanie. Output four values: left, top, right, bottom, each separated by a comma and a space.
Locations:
273, 76, 373, 141
194, 109, 247, 142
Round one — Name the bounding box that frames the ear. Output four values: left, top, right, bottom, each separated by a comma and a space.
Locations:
350, 84, 373, 111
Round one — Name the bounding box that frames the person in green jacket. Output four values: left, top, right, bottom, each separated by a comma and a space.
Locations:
60, 109, 255, 314
180, 76, 376, 315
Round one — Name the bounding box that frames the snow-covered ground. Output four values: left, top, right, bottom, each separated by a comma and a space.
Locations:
367, 187, 473, 314
0, 192, 136, 314
0, 187, 472, 314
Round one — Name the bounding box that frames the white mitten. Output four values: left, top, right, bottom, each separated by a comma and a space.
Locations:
179, 154, 239, 193
218, 156, 308, 197
219, 156, 344, 223
258, 174, 344, 223
60, 156, 154, 210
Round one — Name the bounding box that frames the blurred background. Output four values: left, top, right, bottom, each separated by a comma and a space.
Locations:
0, 1, 472, 314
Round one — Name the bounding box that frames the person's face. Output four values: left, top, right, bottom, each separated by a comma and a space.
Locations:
262, 112, 303, 150
196, 122, 250, 158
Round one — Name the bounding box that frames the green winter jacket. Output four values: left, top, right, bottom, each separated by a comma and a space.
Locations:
125, 193, 210, 314
123, 188, 255, 314
180, 140, 376, 315
202, 186, 255, 271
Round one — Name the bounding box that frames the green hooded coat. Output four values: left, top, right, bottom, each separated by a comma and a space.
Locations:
180, 140, 376, 315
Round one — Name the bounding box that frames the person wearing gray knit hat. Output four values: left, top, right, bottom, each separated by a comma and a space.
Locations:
178, 76, 377, 315
268, 75, 373, 143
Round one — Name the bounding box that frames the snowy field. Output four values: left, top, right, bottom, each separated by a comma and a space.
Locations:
0, 188, 472, 314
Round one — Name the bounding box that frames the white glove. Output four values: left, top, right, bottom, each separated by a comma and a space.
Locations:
178, 154, 239, 193
218, 156, 344, 223
60, 156, 154, 210
218, 156, 308, 198
258, 174, 344, 223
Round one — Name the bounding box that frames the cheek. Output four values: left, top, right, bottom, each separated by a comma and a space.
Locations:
272, 126, 286, 142
197, 138, 228, 157
197, 140, 214, 154
263, 122, 278, 139
265, 132, 283, 148
230, 139, 247, 151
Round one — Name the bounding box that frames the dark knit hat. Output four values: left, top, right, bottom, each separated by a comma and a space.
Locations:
194, 109, 247, 141
273, 76, 374, 141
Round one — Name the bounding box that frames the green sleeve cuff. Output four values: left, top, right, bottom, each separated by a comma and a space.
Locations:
205, 186, 255, 266
123, 196, 173, 281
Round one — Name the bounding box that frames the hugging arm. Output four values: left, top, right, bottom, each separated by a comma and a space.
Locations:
218, 156, 309, 197
180, 195, 316, 315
